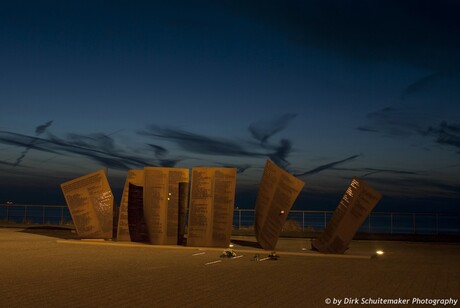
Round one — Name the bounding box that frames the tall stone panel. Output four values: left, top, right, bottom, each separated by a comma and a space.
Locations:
254, 160, 305, 250
117, 170, 144, 241
312, 178, 382, 254
61, 170, 114, 239
143, 167, 189, 245
187, 167, 237, 248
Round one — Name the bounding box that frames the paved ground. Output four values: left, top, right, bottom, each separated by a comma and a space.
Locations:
0, 227, 459, 307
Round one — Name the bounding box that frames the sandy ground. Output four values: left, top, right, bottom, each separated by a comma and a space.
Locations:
0, 227, 459, 307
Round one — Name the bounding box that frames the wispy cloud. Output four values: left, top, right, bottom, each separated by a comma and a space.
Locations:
399, 69, 460, 111
1, 113, 298, 173
139, 122, 296, 170
248, 113, 297, 144
148, 143, 183, 167
363, 107, 427, 137
14, 120, 53, 166
139, 125, 265, 157
45, 132, 157, 169
356, 126, 379, 133
360, 168, 419, 178
358, 107, 460, 153
364, 176, 460, 198
215, 162, 251, 174
0, 160, 21, 167
0, 131, 59, 155
294, 155, 359, 177
268, 139, 292, 170
426, 121, 460, 151
35, 120, 53, 135
0, 130, 157, 170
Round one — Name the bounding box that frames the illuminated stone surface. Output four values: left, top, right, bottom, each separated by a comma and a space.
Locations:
254, 160, 305, 250
61, 170, 113, 239
117, 170, 144, 241
187, 167, 237, 247
312, 178, 382, 254
143, 167, 189, 245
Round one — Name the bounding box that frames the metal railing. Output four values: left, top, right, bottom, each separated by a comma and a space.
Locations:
1, 204, 459, 235
0, 204, 73, 226
233, 209, 460, 235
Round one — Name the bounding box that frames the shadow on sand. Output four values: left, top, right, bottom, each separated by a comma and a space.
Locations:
19, 226, 79, 240
231, 238, 262, 249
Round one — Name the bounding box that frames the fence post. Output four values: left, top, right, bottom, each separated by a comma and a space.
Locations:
61, 207, 64, 225
238, 209, 241, 230
368, 214, 371, 233
302, 212, 305, 232
323, 212, 327, 230
390, 213, 393, 234
436, 213, 439, 235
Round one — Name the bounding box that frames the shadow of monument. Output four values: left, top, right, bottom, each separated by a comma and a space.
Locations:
231, 239, 262, 249
20, 226, 79, 240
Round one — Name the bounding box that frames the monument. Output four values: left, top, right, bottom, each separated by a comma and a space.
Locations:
187, 167, 237, 247
117, 169, 144, 241
311, 178, 382, 254
127, 183, 150, 242
61, 169, 114, 239
143, 167, 189, 245
254, 160, 305, 250
177, 182, 189, 245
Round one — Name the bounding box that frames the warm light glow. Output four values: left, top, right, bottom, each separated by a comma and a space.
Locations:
376, 250, 384, 255
229, 244, 234, 248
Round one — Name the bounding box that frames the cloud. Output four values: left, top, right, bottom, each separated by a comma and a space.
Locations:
139, 125, 265, 157
359, 106, 460, 153
365, 107, 428, 137
0, 130, 158, 170
364, 176, 460, 198
139, 124, 296, 170
294, 154, 359, 177
356, 126, 379, 133
360, 168, 419, 178
401, 70, 460, 100
0, 160, 20, 167
13, 120, 53, 166
1, 115, 298, 172
45, 133, 157, 169
216, 163, 251, 174
148, 144, 168, 157
0, 131, 59, 155
65, 133, 117, 153
148, 143, 183, 167
35, 120, 53, 135
248, 113, 297, 144
426, 121, 460, 151
268, 139, 292, 170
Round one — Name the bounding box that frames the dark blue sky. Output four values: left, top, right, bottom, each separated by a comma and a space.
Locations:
1, 1, 459, 213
